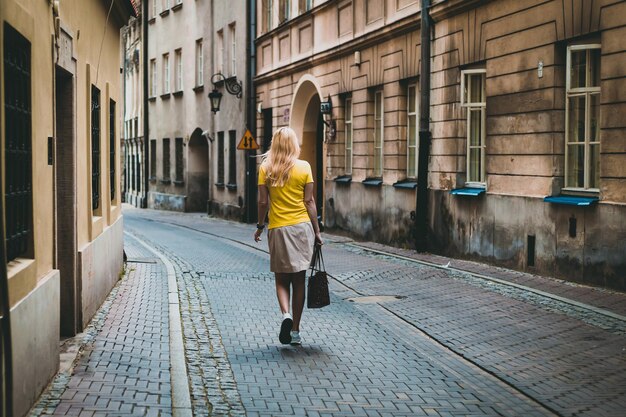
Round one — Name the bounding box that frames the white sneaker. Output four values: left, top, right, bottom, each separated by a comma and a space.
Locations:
279, 313, 293, 344
290, 331, 302, 346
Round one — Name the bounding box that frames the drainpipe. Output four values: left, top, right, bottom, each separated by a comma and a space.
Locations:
415, 0, 431, 252
245, 0, 257, 223
142, 0, 149, 208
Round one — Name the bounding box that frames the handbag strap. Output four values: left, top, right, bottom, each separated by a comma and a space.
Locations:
309, 244, 324, 272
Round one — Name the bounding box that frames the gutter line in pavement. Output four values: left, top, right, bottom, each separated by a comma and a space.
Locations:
125, 231, 193, 417
347, 243, 626, 323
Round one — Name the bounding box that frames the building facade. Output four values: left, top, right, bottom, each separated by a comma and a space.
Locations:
123, 9, 145, 207
146, 0, 250, 218
254, 0, 626, 290
0, 0, 134, 415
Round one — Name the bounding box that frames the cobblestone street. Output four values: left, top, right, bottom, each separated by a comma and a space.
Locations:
31, 207, 626, 417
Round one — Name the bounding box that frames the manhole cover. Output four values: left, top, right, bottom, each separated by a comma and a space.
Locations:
346, 295, 406, 304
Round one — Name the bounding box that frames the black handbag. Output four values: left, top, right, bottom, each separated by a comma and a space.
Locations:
307, 244, 330, 308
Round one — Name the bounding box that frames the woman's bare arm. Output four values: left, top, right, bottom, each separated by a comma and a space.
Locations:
304, 183, 323, 245
254, 185, 270, 242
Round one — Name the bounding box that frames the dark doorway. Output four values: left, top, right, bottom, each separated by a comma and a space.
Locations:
316, 113, 324, 218
55, 66, 80, 336
187, 128, 209, 212
262, 108, 273, 153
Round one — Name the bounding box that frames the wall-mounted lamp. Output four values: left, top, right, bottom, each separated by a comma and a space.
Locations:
208, 72, 242, 114
320, 96, 336, 141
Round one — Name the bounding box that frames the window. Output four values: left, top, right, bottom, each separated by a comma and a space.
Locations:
279, 0, 291, 22
4, 24, 32, 262
407, 84, 418, 178
163, 138, 170, 180
461, 69, 486, 184
565, 44, 601, 190
299, 0, 312, 13
345, 97, 353, 174
195, 39, 203, 87
152, 0, 158, 18
230, 24, 236, 77
150, 59, 157, 97
163, 53, 170, 94
175, 138, 184, 182
175, 0, 182, 4
175, 48, 182, 91
217, 132, 225, 184
110, 100, 116, 201
262, 0, 273, 33
150, 139, 157, 179
217, 30, 224, 74
162, 0, 170, 10
228, 130, 237, 185
91, 85, 101, 211
373, 90, 384, 177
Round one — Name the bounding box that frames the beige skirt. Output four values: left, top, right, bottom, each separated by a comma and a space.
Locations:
268, 222, 315, 273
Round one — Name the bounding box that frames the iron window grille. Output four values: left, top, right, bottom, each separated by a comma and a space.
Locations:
91, 85, 101, 212
175, 138, 184, 182
217, 131, 225, 184
407, 84, 419, 178
163, 138, 171, 180
110, 100, 116, 201
461, 69, 487, 185
228, 130, 237, 186
4, 23, 32, 262
150, 139, 157, 179
373, 90, 384, 177
344, 97, 353, 175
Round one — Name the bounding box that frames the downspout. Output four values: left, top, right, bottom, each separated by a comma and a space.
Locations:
415, 0, 431, 252
245, 0, 257, 223
142, 0, 149, 208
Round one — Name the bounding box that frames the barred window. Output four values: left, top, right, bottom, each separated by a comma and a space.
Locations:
228, 130, 237, 186
150, 139, 157, 179
407, 85, 418, 178
4, 23, 32, 262
110, 100, 116, 201
91, 85, 101, 211
163, 138, 170, 180
373, 90, 384, 177
217, 131, 225, 184
175, 137, 184, 182
344, 97, 353, 175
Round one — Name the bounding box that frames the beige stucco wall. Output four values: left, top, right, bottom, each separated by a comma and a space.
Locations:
254, 0, 626, 289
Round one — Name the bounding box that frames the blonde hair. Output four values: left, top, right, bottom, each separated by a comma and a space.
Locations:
260, 127, 300, 187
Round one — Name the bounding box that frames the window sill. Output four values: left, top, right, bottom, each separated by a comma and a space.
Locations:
393, 179, 417, 189
159, 9, 170, 17
334, 174, 352, 184
215, 182, 225, 188
160, 179, 171, 185
173, 180, 184, 186
148, 17, 156, 24
193, 85, 204, 93
160, 93, 171, 100
362, 177, 383, 187
226, 183, 237, 191
148, 96, 157, 102
149, 176, 157, 182
449, 187, 486, 196
172, 3, 182, 11
544, 194, 599, 206
173, 90, 183, 97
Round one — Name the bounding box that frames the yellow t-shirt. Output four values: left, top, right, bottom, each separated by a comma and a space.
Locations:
258, 159, 314, 229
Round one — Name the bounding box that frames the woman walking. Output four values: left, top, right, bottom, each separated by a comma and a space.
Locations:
254, 127, 323, 345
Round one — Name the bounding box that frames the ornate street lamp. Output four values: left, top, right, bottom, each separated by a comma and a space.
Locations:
208, 73, 242, 113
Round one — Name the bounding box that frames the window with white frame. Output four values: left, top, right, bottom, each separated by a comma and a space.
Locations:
175, 49, 182, 91
299, 0, 312, 13
407, 84, 418, 178
345, 97, 353, 175
162, 0, 170, 11
461, 69, 486, 184
279, 0, 291, 23
195, 39, 203, 87
566, 44, 601, 190
150, 58, 157, 97
374, 90, 384, 177
217, 30, 224, 74
162, 53, 170, 94
230, 24, 236, 77
262, 0, 273, 33
152, 0, 157, 18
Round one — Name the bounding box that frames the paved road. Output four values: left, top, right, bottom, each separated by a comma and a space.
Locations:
32, 207, 626, 417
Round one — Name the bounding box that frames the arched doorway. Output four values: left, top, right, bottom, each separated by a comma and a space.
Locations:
187, 128, 209, 212
291, 76, 325, 219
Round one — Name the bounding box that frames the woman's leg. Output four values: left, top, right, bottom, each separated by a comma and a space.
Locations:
275, 273, 292, 314
291, 271, 306, 331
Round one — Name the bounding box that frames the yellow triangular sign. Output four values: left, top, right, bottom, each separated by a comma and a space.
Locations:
237, 129, 259, 150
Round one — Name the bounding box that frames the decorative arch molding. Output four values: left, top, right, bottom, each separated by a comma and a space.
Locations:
290, 74, 324, 141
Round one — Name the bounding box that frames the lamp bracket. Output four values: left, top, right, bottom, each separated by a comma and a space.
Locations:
211, 72, 243, 98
